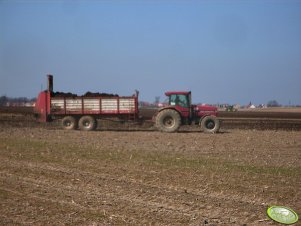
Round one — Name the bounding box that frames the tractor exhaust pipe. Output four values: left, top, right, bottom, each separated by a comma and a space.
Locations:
47, 74, 53, 92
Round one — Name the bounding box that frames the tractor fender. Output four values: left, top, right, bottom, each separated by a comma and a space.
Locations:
199, 114, 214, 124
198, 114, 220, 125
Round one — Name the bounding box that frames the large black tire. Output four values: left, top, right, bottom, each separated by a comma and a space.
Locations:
200, 116, 220, 133
62, 116, 77, 130
78, 116, 97, 131
156, 109, 181, 133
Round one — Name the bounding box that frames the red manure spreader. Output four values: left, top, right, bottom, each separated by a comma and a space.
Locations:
35, 75, 220, 133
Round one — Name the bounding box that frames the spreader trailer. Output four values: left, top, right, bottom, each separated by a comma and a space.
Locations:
34, 75, 220, 133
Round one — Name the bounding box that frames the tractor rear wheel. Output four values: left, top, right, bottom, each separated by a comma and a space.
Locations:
200, 116, 220, 133
62, 116, 77, 130
78, 116, 97, 131
156, 109, 181, 133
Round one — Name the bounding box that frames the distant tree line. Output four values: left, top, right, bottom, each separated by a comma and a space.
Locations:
267, 100, 280, 107
0, 95, 36, 106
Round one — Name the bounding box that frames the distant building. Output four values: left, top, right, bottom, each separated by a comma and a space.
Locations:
247, 102, 256, 109
258, 104, 267, 108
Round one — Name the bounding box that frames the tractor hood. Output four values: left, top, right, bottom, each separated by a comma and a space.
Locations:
194, 104, 218, 117
195, 104, 217, 112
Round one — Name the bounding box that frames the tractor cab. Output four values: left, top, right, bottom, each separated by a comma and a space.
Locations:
165, 91, 192, 119
166, 91, 191, 108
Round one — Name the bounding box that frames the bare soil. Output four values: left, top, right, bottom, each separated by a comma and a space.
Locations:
0, 114, 300, 225
1, 106, 301, 131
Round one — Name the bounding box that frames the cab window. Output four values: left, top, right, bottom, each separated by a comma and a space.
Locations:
170, 94, 189, 108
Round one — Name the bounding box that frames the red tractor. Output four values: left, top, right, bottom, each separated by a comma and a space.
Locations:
155, 91, 220, 133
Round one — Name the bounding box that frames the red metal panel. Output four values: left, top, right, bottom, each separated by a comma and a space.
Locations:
100, 99, 102, 114
81, 97, 84, 114
117, 97, 120, 114
47, 91, 51, 115
135, 95, 138, 115
34, 91, 48, 122
64, 97, 66, 115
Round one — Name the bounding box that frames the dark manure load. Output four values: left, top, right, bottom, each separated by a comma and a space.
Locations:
83, 92, 119, 97
52, 92, 77, 98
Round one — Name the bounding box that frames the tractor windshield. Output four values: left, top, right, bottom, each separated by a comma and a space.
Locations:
170, 94, 189, 108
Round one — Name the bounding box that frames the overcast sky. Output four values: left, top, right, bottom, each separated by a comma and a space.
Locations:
1, 0, 301, 105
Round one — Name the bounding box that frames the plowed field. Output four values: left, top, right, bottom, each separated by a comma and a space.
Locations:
1, 106, 301, 130
0, 108, 300, 225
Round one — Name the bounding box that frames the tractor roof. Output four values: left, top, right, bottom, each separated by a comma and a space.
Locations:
165, 91, 191, 96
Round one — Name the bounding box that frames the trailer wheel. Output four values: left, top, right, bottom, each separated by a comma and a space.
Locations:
79, 116, 97, 131
62, 116, 77, 130
156, 109, 181, 133
200, 116, 220, 133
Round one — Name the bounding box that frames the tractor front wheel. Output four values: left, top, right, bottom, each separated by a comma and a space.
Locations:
156, 109, 181, 133
200, 116, 220, 133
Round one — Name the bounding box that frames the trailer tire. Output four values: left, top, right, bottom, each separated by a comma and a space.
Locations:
156, 109, 181, 133
200, 116, 220, 133
62, 116, 77, 130
79, 116, 97, 131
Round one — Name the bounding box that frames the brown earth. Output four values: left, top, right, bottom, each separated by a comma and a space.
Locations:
1, 106, 301, 131
0, 112, 300, 225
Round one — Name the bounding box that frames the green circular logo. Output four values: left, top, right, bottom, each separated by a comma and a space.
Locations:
267, 206, 299, 225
